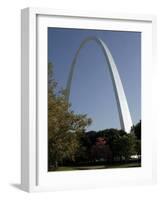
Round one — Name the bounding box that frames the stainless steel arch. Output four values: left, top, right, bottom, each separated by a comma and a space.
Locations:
65, 36, 133, 133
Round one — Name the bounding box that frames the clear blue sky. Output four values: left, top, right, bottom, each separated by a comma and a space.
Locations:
48, 27, 141, 131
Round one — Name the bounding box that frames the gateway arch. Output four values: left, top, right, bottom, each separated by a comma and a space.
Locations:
65, 36, 133, 133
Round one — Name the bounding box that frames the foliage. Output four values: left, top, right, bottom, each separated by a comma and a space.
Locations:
112, 134, 136, 161
135, 139, 141, 156
131, 121, 141, 156
90, 137, 112, 162
48, 63, 92, 169
86, 128, 138, 162
131, 120, 141, 140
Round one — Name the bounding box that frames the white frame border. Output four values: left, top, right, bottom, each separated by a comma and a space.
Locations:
21, 7, 157, 192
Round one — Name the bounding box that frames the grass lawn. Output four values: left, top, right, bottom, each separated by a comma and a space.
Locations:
50, 162, 141, 171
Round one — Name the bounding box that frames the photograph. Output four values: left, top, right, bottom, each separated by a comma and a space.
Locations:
48, 27, 141, 172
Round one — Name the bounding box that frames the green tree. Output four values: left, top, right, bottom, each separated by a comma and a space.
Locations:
48, 63, 92, 170
131, 121, 141, 158
104, 130, 136, 162
74, 132, 91, 164
117, 134, 136, 161
135, 139, 141, 156
131, 120, 141, 140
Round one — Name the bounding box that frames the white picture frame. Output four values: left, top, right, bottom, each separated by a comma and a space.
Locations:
21, 7, 157, 192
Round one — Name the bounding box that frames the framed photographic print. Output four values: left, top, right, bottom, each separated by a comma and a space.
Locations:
21, 7, 156, 192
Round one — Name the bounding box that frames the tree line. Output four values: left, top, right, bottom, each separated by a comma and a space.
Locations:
73, 124, 141, 166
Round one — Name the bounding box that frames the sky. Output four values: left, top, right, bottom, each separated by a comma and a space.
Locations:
48, 27, 141, 131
